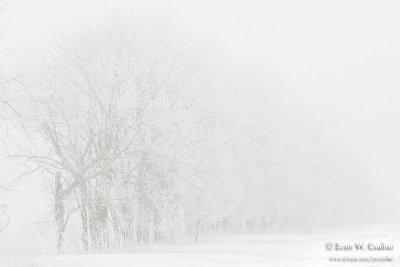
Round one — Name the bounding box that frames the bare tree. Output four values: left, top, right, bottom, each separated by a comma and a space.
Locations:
11, 15, 208, 252
0, 4, 14, 235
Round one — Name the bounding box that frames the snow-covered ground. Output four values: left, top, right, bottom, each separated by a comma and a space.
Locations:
9, 224, 400, 267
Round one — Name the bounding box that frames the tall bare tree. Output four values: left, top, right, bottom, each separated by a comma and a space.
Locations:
0, 4, 14, 235
12, 15, 208, 252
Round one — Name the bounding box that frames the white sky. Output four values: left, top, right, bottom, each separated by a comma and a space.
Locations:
2, 0, 400, 218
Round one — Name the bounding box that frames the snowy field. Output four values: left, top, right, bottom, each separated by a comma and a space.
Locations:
8, 224, 397, 267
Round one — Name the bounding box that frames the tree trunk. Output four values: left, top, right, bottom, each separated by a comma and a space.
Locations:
195, 217, 201, 242
55, 172, 65, 253
80, 181, 89, 251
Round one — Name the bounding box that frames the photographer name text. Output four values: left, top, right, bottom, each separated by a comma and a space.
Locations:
325, 243, 393, 251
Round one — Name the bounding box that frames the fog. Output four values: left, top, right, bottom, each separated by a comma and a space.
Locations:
0, 0, 400, 262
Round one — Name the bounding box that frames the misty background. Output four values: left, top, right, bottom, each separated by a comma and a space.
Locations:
0, 0, 399, 258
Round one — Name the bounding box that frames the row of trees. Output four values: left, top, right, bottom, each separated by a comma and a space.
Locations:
0, 14, 366, 253
5, 18, 256, 252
